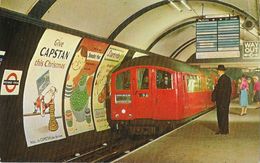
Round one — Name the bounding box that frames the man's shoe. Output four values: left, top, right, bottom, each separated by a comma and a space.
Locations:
215, 131, 221, 135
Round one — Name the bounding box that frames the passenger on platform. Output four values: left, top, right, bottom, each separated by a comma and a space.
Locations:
212, 65, 232, 135
239, 75, 248, 116
253, 76, 260, 108
247, 77, 254, 105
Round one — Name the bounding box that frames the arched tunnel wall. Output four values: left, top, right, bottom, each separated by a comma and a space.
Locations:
0, 15, 136, 162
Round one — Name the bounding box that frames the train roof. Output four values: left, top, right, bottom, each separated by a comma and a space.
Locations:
114, 55, 213, 75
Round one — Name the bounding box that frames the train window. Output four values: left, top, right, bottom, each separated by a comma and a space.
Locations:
194, 76, 201, 91
186, 75, 201, 92
137, 68, 149, 89
156, 70, 172, 89
186, 75, 193, 92
116, 71, 130, 90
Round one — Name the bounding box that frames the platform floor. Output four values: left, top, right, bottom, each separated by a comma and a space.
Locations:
114, 100, 260, 163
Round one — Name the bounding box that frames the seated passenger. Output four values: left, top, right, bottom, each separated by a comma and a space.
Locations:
124, 82, 130, 89
123, 76, 130, 89
141, 76, 149, 89
159, 77, 167, 89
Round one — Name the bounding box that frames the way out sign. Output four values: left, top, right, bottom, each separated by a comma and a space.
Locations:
243, 41, 260, 59
1, 69, 23, 95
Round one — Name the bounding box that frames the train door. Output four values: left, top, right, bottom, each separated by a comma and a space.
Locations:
111, 69, 133, 120
183, 75, 189, 109
153, 68, 176, 120
132, 67, 153, 119
176, 72, 189, 119
185, 74, 202, 116
183, 74, 190, 116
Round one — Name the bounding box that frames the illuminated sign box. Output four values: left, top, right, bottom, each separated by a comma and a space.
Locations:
196, 16, 240, 59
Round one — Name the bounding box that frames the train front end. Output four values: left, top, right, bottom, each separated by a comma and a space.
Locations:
110, 69, 134, 121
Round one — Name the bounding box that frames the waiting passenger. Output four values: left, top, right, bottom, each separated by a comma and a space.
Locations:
212, 65, 231, 135
158, 77, 166, 89
158, 75, 170, 89
253, 76, 260, 108
141, 76, 149, 89
239, 75, 248, 116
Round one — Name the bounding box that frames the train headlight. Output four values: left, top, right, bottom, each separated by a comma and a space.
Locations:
128, 114, 132, 117
115, 114, 119, 118
121, 109, 126, 114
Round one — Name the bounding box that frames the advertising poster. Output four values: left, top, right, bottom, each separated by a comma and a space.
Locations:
23, 29, 81, 147
64, 38, 108, 136
93, 45, 128, 131
0, 69, 22, 95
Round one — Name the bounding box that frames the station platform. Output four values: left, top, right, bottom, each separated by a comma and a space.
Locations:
113, 99, 260, 163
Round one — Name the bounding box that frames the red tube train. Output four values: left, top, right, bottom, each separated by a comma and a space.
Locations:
110, 56, 235, 135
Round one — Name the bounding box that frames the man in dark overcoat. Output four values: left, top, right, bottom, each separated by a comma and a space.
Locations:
212, 65, 232, 135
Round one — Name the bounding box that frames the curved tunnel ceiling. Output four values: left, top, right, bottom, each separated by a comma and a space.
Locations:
42, 0, 162, 38
150, 25, 196, 57
0, 0, 259, 64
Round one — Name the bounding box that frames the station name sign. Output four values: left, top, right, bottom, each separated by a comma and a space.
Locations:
243, 41, 260, 59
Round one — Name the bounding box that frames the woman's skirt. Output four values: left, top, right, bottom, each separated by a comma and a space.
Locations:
240, 89, 248, 107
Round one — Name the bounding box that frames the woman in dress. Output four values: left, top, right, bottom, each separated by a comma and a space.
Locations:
240, 75, 249, 116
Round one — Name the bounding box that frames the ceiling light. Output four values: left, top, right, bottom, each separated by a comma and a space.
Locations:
181, 0, 192, 11
169, 0, 182, 12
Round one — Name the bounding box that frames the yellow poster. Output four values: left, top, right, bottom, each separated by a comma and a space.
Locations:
93, 45, 128, 131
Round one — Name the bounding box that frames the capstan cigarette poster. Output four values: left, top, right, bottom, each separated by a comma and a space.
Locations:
23, 29, 81, 147
93, 45, 128, 131
64, 38, 108, 136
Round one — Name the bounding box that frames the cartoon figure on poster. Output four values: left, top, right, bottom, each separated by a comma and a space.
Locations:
32, 70, 59, 131
65, 48, 88, 126
33, 86, 57, 117
65, 48, 86, 92
64, 46, 95, 135
95, 69, 107, 105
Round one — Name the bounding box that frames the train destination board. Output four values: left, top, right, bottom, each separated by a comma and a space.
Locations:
196, 16, 240, 59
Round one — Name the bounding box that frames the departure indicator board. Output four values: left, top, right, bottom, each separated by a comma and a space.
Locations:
196, 16, 240, 59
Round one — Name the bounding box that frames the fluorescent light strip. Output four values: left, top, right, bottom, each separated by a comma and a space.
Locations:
0, 51, 5, 56
169, 1, 182, 12
181, 0, 192, 11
